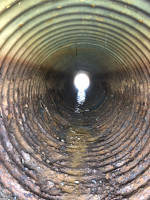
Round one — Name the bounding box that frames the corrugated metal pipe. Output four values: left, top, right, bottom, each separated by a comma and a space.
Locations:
0, 0, 149, 199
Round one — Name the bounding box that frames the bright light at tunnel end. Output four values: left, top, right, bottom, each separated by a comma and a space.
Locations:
74, 72, 90, 92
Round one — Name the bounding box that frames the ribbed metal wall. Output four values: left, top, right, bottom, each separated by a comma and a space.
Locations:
0, 0, 149, 199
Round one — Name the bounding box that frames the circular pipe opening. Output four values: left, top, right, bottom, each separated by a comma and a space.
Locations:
74, 72, 90, 92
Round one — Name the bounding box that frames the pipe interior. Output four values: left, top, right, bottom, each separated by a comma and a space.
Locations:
0, 0, 149, 199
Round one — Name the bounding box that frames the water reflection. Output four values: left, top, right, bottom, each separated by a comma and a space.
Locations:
75, 91, 86, 113
77, 91, 86, 105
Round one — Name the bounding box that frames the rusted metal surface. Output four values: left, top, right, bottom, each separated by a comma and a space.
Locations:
0, 0, 150, 199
